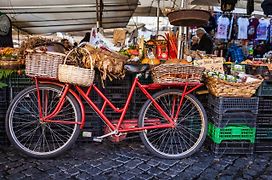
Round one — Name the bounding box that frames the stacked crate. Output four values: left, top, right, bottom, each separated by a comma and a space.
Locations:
0, 82, 9, 145
8, 73, 33, 100
255, 96, 272, 152
102, 75, 133, 120
76, 73, 104, 142
207, 95, 258, 155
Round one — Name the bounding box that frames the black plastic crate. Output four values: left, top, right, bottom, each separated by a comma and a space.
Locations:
8, 74, 33, 87
102, 75, 132, 88
9, 86, 29, 101
0, 87, 9, 103
102, 87, 131, 104
258, 97, 272, 114
208, 95, 259, 115
254, 139, 272, 152
246, 65, 272, 81
256, 125, 272, 140
207, 110, 257, 128
210, 140, 254, 155
257, 81, 272, 97
257, 115, 272, 125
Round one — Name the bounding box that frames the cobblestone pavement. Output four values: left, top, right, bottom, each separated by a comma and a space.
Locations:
0, 139, 272, 180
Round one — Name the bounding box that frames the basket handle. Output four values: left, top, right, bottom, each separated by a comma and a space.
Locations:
63, 47, 94, 70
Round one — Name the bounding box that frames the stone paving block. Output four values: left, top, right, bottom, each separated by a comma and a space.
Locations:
22, 167, 41, 177
90, 160, 102, 167
76, 172, 91, 180
125, 159, 143, 169
97, 163, 113, 172
85, 167, 101, 176
163, 169, 180, 178
147, 167, 163, 176
46, 168, 62, 176
6, 172, 26, 180
116, 156, 132, 164
137, 163, 151, 172
120, 172, 135, 180
146, 159, 160, 167
92, 174, 109, 180
77, 163, 92, 172
127, 167, 143, 175
50, 171, 71, 179
64, 167, 80, 176
171, 163, 189, 173
158, 159, 179, 166
156, 173, 171, 180
157, 163, 170, 171
116, 165, 130, 173
135, 172, 154, 180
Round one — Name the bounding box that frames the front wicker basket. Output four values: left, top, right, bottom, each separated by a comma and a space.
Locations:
58, 48, 95, 87
205, 76, 263, 98
25, 51, 65, 79
152, 64, 205, 83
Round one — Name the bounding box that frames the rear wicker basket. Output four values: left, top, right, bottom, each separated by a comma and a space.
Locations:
205, 75, 263, 98
152, 64, 205, 83
25, 51, 65, 79
167, 9, 210, 26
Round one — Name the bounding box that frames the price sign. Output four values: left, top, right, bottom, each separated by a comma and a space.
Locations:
194, 57, 224, 73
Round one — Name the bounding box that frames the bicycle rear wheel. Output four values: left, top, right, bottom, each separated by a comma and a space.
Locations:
6, 84, 81, 158
138, 89, 207, 159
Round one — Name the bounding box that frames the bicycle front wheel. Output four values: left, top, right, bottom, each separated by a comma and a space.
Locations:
138, 89, 207, 159
6, 84, 81, 158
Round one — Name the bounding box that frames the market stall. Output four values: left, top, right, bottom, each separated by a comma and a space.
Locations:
0, 0, 272, 157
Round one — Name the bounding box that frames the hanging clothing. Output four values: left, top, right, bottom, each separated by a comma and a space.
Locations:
256, 18, 270, 40
216, 15, 230, 39
247, 0, 254, 15
0, 13, 13, 47
237, 17, 249, 39
247, 17, 259, 40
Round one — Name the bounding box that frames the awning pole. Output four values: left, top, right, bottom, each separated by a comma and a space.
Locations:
96, 0, 99, 29
156, 0, 160, 38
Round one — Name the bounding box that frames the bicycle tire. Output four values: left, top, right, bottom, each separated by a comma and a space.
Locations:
138, 89, 207, 159
6, 84, 81, 158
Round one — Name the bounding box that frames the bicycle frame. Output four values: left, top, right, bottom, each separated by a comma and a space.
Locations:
35, 76, 203, 134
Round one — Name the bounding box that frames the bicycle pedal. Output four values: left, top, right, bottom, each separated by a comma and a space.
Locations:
93, 137, 103, 142
82, 131, 92, 138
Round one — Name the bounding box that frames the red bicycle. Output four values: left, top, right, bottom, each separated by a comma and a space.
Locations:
5, 64, 207, 159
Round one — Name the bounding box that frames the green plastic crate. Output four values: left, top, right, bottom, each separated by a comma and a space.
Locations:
208, 123, 256, 144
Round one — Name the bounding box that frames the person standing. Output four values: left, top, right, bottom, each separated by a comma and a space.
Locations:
0, 13, 13, 47
195, 28, 213, 54
191, 36, 199, 51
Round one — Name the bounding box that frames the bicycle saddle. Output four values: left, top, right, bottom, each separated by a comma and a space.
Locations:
124, 64, 150, 73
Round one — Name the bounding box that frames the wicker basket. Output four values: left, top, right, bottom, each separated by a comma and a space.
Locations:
58, 48, 95, 86
152, 64, 205, 83
25, 51, 65, 79
167, 9, 211, 26
205, 76, 263, 98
